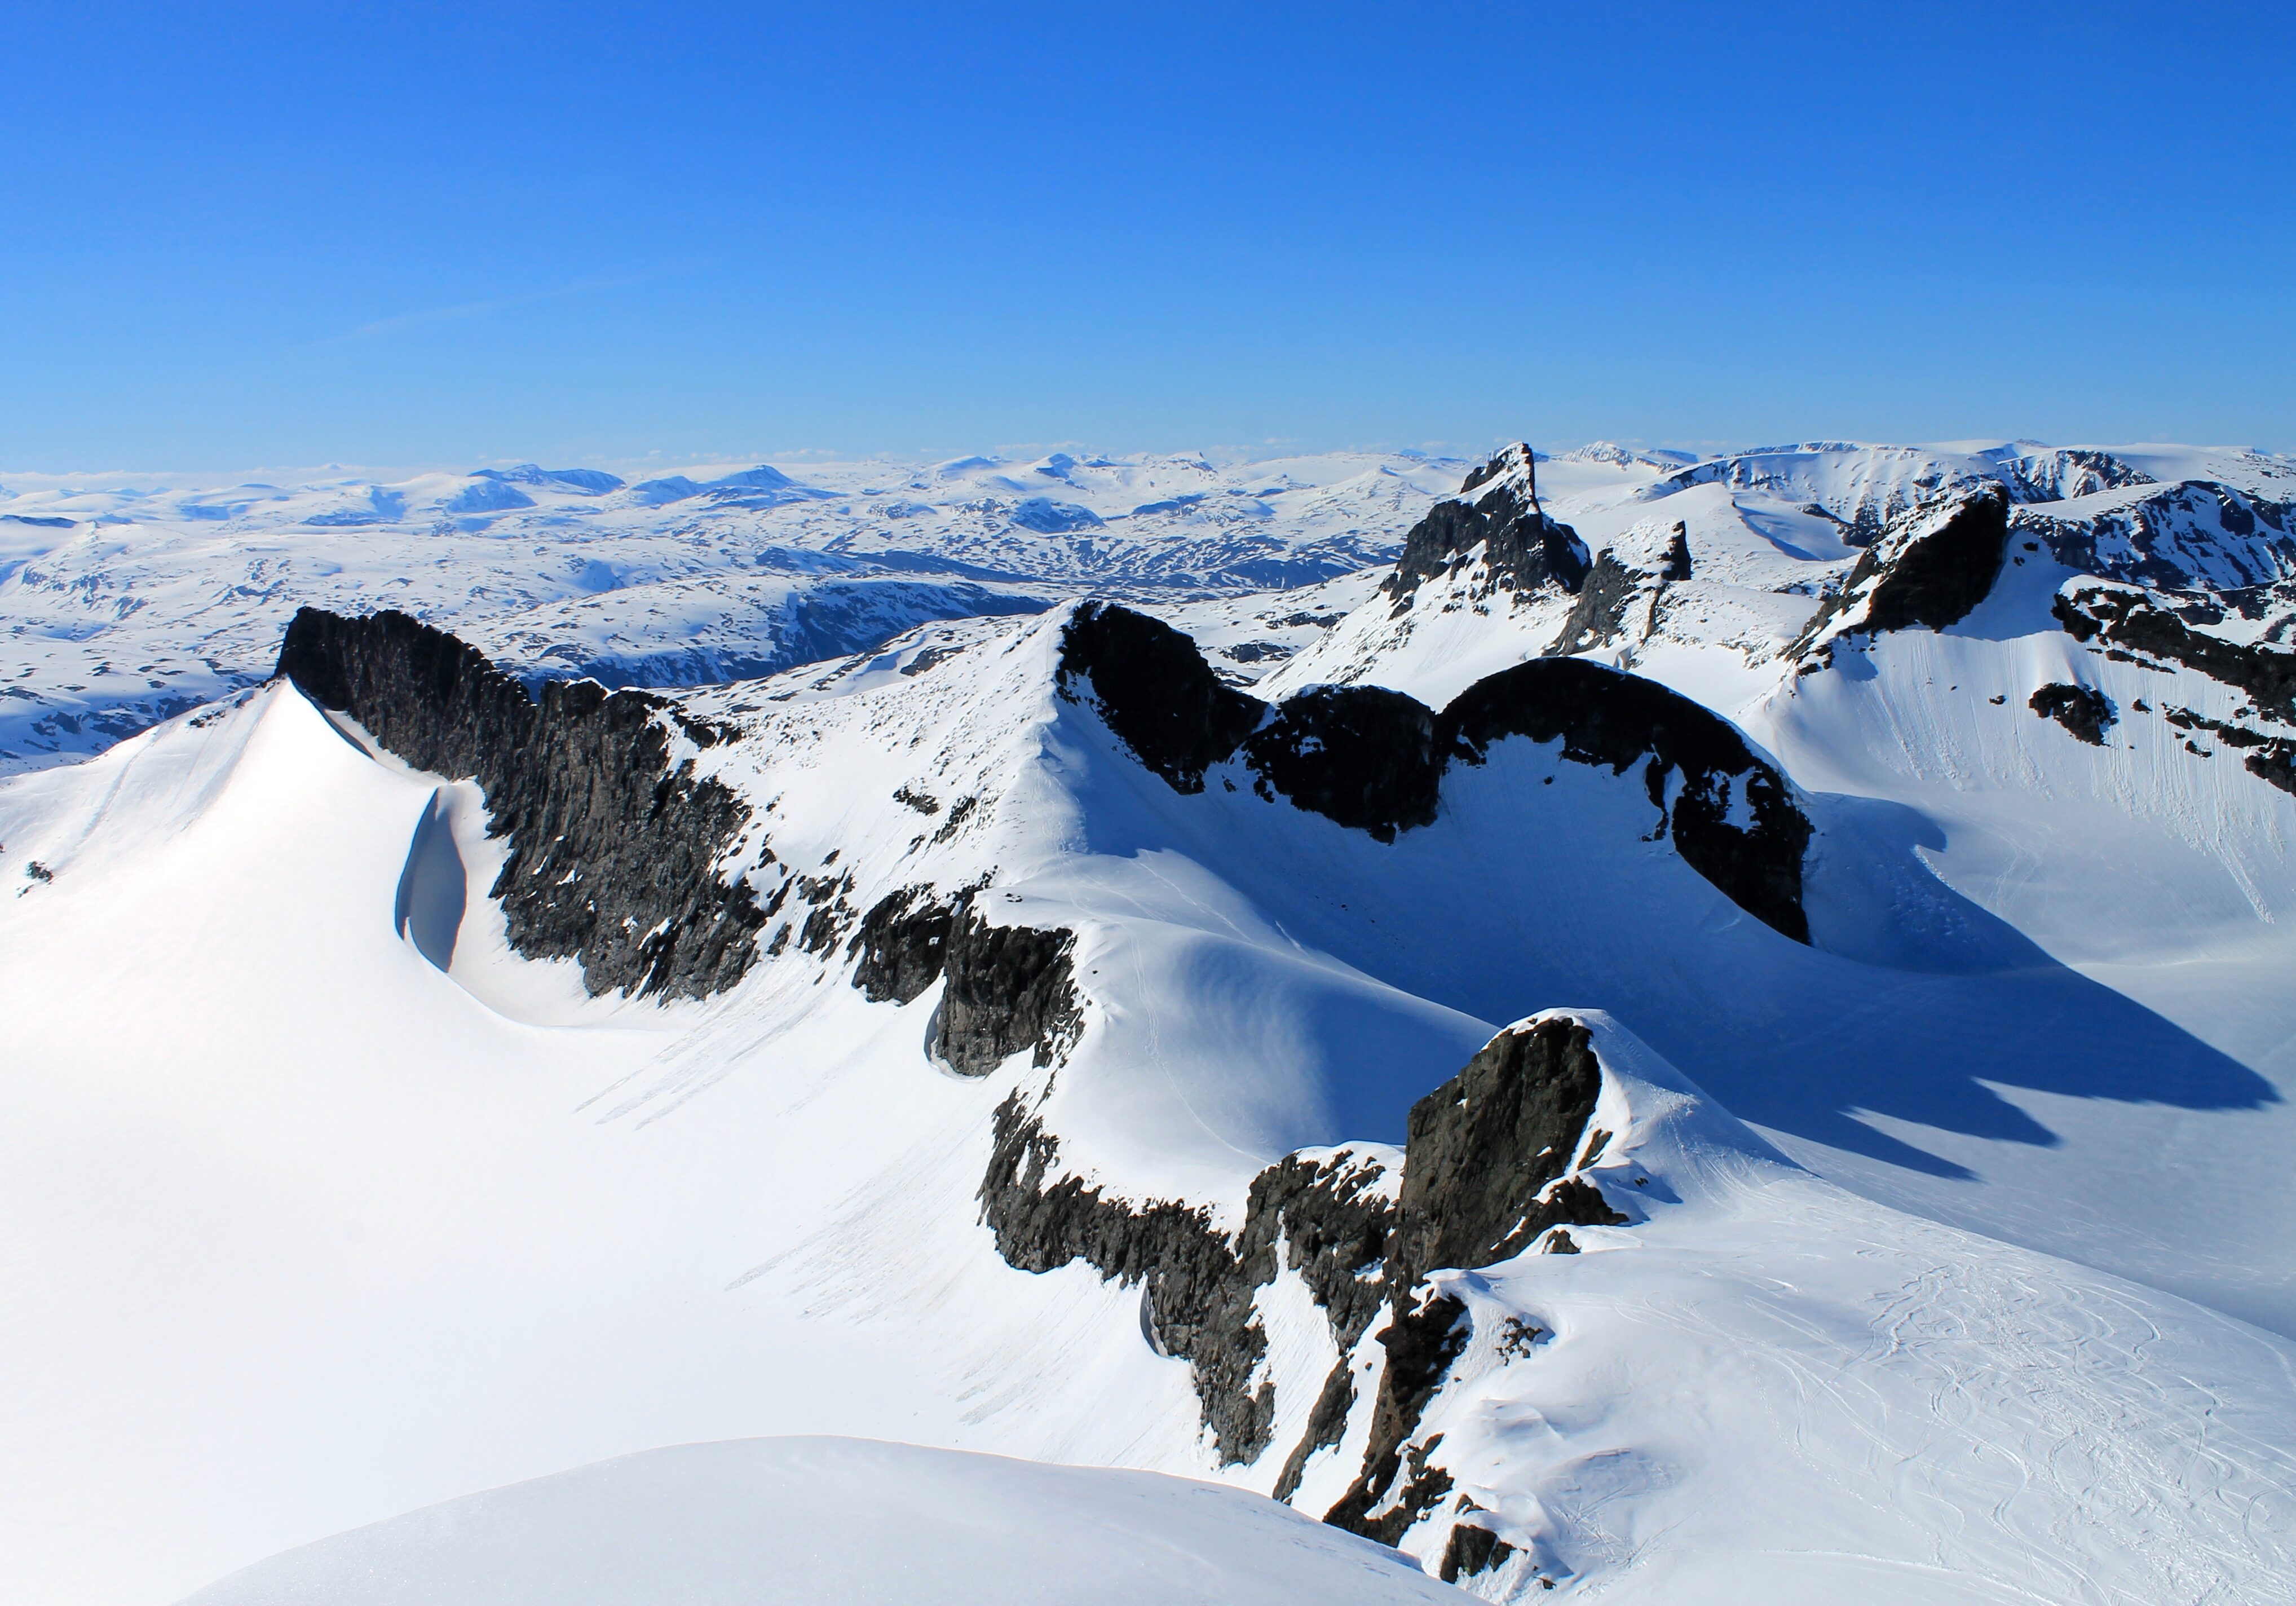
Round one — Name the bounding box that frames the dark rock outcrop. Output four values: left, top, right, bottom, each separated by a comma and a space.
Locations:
978, 1092, 1397, 1466
274, 607, 763, 999
977, 1010, 1624, 1546
1321, 1291, 1469, 1545
932, 901, 1083, 1075
849, 886, 956, 1004
1384, 446, 1590, 608
1860, 487, 2011, 632
1443, 659, 1812, 942
1242, 686, 1442, 842
1322, 1018, 1625, 1546
1797, 487, 2011, 657
1440, 1521, 1518, 1584
1058, 603, 1813, 941
1383, 1018, 1626, 1298
1057, 602, 1261, 791
2160, 705, 2296, 794
1543, 550, 1652, 659
2028, 683, 2116, 746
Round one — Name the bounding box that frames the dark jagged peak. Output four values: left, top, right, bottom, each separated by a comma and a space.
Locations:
1056, 601, 1263, 792
1383, 443, 1591, 611
273, 606, 763, 1000
1381, 1016, 1626, 1298
1459, 441, 1542, 498
1795, 485, 2011, 663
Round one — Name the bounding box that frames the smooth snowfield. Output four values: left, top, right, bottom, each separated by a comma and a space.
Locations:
177, 1437, 1466, 1606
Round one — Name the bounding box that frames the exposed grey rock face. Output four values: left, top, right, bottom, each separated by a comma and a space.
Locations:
977, 1093, 1398, 1465
931, 901, 1083, 1076
1383, 445, 1590, 609
1060, 602, 1812, 939
848, 886, 956, 1004
1543, 523, 1692, 661
2029, 683, 2116, 746
273, 607, 763, 999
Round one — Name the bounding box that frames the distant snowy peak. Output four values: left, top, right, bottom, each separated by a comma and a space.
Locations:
473, 464, 627, 495
1556, 440, 1695, 469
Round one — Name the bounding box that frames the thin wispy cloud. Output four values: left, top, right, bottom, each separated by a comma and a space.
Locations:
300, 264, 696, 350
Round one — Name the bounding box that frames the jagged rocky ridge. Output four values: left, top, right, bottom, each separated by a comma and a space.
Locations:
274, 607, 765, 999
975, 1011, 1626, 1560
1059, 601, 1813, 939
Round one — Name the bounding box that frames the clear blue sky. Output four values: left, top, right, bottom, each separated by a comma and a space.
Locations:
4, 1, 2289, 469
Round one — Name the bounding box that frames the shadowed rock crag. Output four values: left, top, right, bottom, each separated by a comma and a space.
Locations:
931, 899, 1084, 1076
274, 606, 763, 999
978, 1092, 1397, 1466
1059, 601, 1812, 937
1797, 487, 2012, 659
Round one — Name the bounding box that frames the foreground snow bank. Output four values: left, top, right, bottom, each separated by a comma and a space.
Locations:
176, 1437, 1465, 1606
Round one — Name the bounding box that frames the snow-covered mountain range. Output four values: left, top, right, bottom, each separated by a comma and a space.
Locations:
6, 437, 2296, 1605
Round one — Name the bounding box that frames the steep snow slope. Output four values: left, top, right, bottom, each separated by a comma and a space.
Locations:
179, 1437, 1465, 1606
11, 587, 2296, 1605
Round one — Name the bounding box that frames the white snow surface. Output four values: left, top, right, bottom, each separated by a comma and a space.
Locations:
177, 1437, 1462, 1606
9, 438, 2296, 1605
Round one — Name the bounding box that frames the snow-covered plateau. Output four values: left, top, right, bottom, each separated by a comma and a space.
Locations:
5, 438, 2296, 1605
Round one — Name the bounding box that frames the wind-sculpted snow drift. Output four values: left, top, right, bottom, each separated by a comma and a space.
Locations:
12, 436, 2296, 1605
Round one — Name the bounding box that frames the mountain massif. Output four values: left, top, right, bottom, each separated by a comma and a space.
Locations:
6, 438, 2296, 1604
